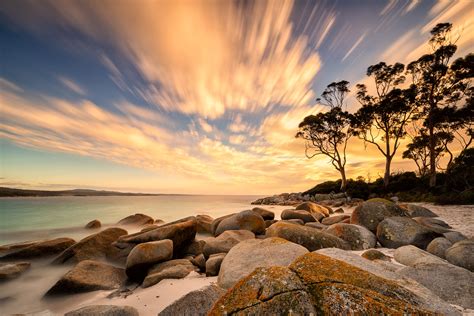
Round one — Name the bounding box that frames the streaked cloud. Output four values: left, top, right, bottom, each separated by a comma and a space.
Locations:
57, 76, 86, 95
342, 31, 367, 61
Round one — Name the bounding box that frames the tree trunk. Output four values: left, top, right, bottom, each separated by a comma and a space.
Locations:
428, 119, 436, 187
383, 155, 392, 188
339, 167, 347, 192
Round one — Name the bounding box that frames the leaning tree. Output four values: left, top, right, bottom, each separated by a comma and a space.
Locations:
352, 62, 416, 188
296, 81, 352, 191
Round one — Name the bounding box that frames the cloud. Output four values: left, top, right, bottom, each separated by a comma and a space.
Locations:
341, 32, 367, 62
403, 0, 420, 15
58, 76, 86, 95
379, 1, 474, 65
2, 0, 326, 119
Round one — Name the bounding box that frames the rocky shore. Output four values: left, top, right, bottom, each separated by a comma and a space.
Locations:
0, 199, 473, 315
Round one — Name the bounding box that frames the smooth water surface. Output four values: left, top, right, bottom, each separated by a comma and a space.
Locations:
0, 195, 263, 243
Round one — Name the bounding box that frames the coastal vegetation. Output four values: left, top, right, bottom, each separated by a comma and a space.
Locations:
296, 22, 473, 199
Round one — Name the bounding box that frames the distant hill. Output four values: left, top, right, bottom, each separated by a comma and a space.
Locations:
0, 187, 162, 197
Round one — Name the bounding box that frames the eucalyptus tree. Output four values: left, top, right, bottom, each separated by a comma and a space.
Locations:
352, 62, 416, 188
406, 23, 473, 187
296, 81, 353, 191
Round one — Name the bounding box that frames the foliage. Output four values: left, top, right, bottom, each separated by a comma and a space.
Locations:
296, 81, 353, 191
406, 23, 473, 186
353, 62, 416, 187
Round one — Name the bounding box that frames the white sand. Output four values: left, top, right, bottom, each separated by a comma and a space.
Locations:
55, 273, 218, 315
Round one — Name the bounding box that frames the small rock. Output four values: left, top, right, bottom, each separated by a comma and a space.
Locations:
426, 237, 452, 259
251, 207, 275, 220
143, 265, 194, 288
190, 253, 206, 271
85, 220, 101, 229
0, 262, 30, 280
125, 240, 173, 281
206, 253, 226, 277
445, 239, 474, 272
393, 245, 447, 267
376, 217, 440, 249
65, 305, 139, 316
295, 202, 330, 217
46, 260, 126, 295
399, 204, 438, 217
334, 207, 344, 213
158, 284, 226, 316
281, 209, 318, 223
321, 214, 350, 225
117, 213, 154, 226
361, 249, 391, 261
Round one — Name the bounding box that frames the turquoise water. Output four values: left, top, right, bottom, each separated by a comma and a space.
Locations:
0, 195, 263, 244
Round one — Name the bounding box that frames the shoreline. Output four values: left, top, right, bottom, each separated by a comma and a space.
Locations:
0, 201, 472, 315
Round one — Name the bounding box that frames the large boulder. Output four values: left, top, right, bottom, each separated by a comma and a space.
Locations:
1, 238, 76, 260
398, 262, 474, 309
413, 217, 452, 234
214, 210, 265, 236
158, 284, 226, 316
426, 237, 452, 259
202, 230, 254, 258
393, 245, 447, 267
376, 217, 440, 249
114, 218, 196, 259
46, 260, 126, 295
325, 223, 376, 250
0, 262, 30, 281
53, 228, 127, 264
217, 237, 308, 289
210, 266, 316, 315
350, 199, 406, 232
281, 209, 318, 223
210, 214, 234, 236
125, 239, 173, 281
445, 239, 474, 272
296, 202, 330, 217
321, 214, 350, 225
196, 215, 213, 234
206, 253, 226, 277
265, 221, 350, 251
251, 207, 275, 220
210, 252, 458, 315
305, 222, 328, 230
117, 213, 154, 226
65, 305, 139, 316
399, 204, 438, 217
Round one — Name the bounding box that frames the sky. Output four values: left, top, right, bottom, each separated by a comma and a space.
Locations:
0, 0, 473, 194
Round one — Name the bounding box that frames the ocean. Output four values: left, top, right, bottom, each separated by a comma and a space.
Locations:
0, 195, 268, 244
